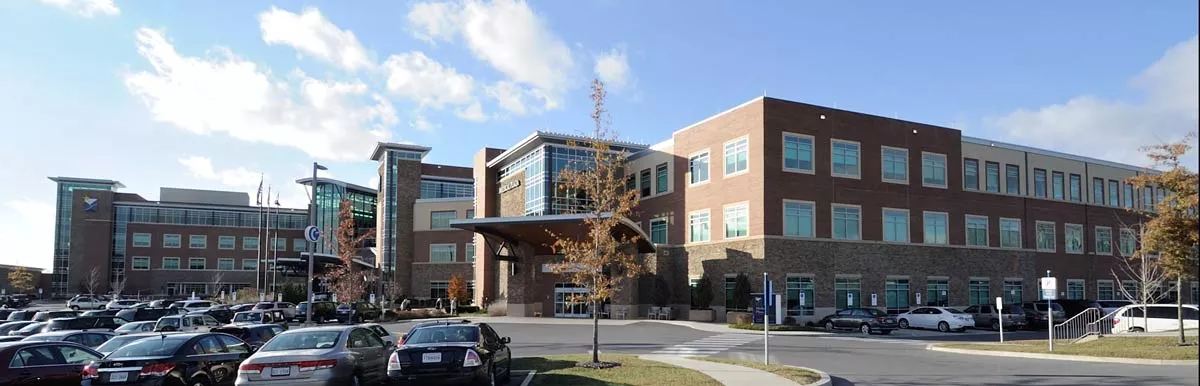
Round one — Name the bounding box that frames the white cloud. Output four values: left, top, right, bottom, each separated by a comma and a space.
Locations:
406, 1, 462, 44
37, 0, 118, 17
178, 156, 263, 187
594, 47, 632, 92
455, 101, 487, 122
413, 115, 439, 132
124, 28, 397, 161
0, 199, 55, 270
259, 6, 374, 72
990, 35, 1199, 167
484, 80, 528, 116
367, 175, 380, 190
383, 51, 476, 109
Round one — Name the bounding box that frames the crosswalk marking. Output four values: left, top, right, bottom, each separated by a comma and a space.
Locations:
651, 333, 761, 357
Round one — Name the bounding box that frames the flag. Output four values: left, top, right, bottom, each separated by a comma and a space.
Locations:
256, 175, 264, 206
274, 191, 280, 206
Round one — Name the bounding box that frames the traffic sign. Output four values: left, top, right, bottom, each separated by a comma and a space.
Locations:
996, 296, 1003, 310
304, 225, 321, 242
1040, 277, 1057, 300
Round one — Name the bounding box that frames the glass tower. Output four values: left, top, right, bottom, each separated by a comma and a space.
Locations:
309, 179, 378, 256
47, 177, 123, 297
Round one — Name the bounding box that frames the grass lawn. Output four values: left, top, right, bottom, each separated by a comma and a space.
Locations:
694, 357, 822, 384
512, 354, 722, 386
728, 323, 824, 332
940, 336, 1199, 360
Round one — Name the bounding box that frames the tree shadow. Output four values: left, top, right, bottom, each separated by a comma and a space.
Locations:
512, 357, 581, 372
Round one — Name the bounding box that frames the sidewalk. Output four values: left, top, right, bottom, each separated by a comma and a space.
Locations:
409, 315, 838, 336
640, 354, 807, 386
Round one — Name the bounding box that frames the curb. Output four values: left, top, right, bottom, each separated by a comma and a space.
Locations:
926, 344, 1199, 366
784, 365, 832, 386
642, 320, 836, 336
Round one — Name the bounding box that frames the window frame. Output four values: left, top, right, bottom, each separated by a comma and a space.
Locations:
132, 256, 151, 271
654, 163, 669, 194
429, 244, 457, 263
1092, 177, 1105, 204
723, 202, 750, 239
163, 234, 181, 249
1004, 164, 1021, 195
688, 209, 711, 243
1033, 168, 1048, 198
999, 218, 1023, 249
162, 257, 180, 270
187, 257, 205, 270
782, 199, 816, 238
984, 161, 1001, 193
1095, 226, 1113, 255
217, 258, 235, 271
1051, 171, 1065, 200
963, 158, 979, 191
217, 235, 236, 250
649, 217, 669, 244
922, 211, 949, 245
831, 204, 863, 241
723, 136, 750, 177
132, 233, 152, 248
687, 150, 711, 186
242, 258, 256, 271
188, 235, 207, 249
1035, 220, 1056, 252
1119, 228, 1137, 257
430, 211, 457, 230
921, 152, 948, 188
880, 146, 909, 184
965, 215, 989, 247
881, 207, 910, 243
1064, 223, 1084, 254
781, 132, 815, 174
830, 139, 861, 179
1068, 173, 1082, 202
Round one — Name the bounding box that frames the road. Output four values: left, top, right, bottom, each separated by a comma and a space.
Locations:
387, 319, 1200, 386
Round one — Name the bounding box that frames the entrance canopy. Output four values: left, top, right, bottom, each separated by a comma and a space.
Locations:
272, 252, 377, 277
450, 213, 655, 261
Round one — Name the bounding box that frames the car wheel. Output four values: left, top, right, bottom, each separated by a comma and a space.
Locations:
898, 319, 910, 329
824, 321, 835, 331
479, 362, 496, 386
1131, 327, 1145, 333
990, 320, 1000, 331
937, 321, 950, 332
70, 305, 79, 311
859, 324, 871, 335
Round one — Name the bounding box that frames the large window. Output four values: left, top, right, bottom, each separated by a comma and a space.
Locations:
1003, 280, 1023, 304
242, 258, 255, 271
132, 257, 150, 271
1065, 223, 1084, 254
689, 210, 710, 242
162, 257, 180, 270
217, 236, 235, 250
466, 243, 475, 263
966, 215, 988, 246
188, 258, 206, 270
1095, 226, 1113, 255
1142, 186, 1155, 211
242, 237, 258, 251
1000, 218, 1022, 248
1005, 165, 1020, 195
639, 169, 652, 197
885, 279, 910, 314
1033, 169, 1048, 198
1108, 180, 1120, 206
831, 140, 860, 178
271, 237, 287, 252
1052, 171, 1065, 200
786, 276, 814, 316
926, 280, 949, 307
1093, 177, 1105, 204
923, 212, 948, 244
969, 279, 990, 306
963, 158, 979, 190
835, 278, 861, 309
881, 147, 908, 183
724, 204, 749, 238
655, 163, 668, 194
783, 201, 815, 237
1068, 174, 1082, 202
649, 218, 668, 244
1097, 280, 1115, 301
430, 211, 457, 230
132, 233, 151, 248
163, 234, 181, 248
429, 281, 449, 300
882, 208, 909, 242
1067, 280, 1085, 300
419, 180, 474, 199
724, 137, 749, 176
1035, 221, 1056, 252
985, 162, 1000, 193
1119, 228, 1137, 256
689, 152, 710, 185
1123, 183, 1135, 208
922, 152, 947, 188
217, 258, 234, 271
430, 244, 456, 263
293, 238, 306, 252
832, 205, 861, 240
1121, 280, 1139, 301
783, 133, 814, 173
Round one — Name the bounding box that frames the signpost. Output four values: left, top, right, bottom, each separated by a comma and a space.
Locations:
1041, 271, 1057, 351
304, 226, 321, 243
762, 273, 771, 366
996, 297, 1005, 343
870, 293, 878, 307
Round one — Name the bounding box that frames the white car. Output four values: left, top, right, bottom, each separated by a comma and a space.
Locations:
153, 314, 221, 332
897, 306, 973, 332
170, 300, 216, 313
1098, 300, 1133, 316
104, 299, 140, 310
1112, 304, 1199, 333
66, 296, 106, 310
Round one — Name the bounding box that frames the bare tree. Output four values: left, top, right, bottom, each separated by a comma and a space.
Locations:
84, 267, 102, 297
210, 271, 225, 300
1112, 223, 1170, 331
324, 199, 375, 309
110, 276, 126, 299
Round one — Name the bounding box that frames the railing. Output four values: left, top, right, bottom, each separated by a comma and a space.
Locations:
1082, 308, 1120, 339
1051, 308, 1103, 343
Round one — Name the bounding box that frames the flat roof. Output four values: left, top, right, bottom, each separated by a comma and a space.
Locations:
486, 131, 650, 169
370, 142, 432, 161
113, 200, 308, 213
47, 176, 125, 189
962, 136, 1154, 173
449, 213, 655, 255
295, 177, 378, 194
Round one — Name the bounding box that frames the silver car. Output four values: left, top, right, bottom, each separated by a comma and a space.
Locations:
235, 325, 391, 386
113, 320, 158, 335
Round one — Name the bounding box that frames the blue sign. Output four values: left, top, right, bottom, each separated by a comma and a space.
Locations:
304, 225, 321, 242
82, 194, 98, 212
763, 274, 773, 307
752, 293, 777, 324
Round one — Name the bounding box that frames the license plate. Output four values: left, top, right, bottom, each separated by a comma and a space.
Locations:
109, 372, 129, 382
884, 319, 894, 323
271, 367, 291, 376
422, 352, 442, 363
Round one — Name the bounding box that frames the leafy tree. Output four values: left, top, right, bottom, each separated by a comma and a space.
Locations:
692, 275, 714, 310
8, 267, 34, 294
547, 79, 647, 367
731, 273, 753, 311
447, 274, 470, 306
1126, 132, 1199, 344
323, 199, 376, 309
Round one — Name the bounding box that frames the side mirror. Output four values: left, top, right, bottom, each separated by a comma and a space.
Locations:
501, 337, 511, 344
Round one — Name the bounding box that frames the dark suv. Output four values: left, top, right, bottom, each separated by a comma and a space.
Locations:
45, 316, 127, 332
297, 301, 339, 323
337, 302, 382, 323
211, 324, 286, 350
114, 307, 186, 322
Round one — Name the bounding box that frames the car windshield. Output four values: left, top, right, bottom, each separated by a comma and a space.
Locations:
233, 313, 262, 323
115, 322, 150, 332
260, 331, 341, 351
944, 308, 965, 314
253, 303, 274, 309
17, 323, 45, 333
97, 335, 152, 353
404, 326, 479, 345
109, 336, 185, 358
156, 318, 180, 328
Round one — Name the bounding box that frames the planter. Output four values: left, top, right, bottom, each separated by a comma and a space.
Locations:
726, 311, 752, 324
688, 309, 714, 322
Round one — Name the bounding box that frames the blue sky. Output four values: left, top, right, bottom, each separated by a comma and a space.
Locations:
1, 0, 1196, 270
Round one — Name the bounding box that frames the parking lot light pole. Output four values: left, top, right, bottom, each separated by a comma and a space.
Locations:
306, 162, 327, 326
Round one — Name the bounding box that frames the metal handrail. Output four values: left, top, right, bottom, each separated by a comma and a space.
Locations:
1052, 308, 1102, 342
1082, 308, 1120, 340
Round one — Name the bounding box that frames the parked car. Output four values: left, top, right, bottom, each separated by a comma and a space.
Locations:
10, 322, 49, 337
816, 308, 899, 335
962, 304, 1026, 330
23, 330, 115, 349
93, 332, 177, 356
0, 321, 38, 336
148, 299, 176, 308
1050, 299, 1104, 318
82, 332, 253, 385
336, 302, 382, 323
129, 302, 152, 309
194, 305, 235, 324
400, 320, 474, 345
896, 307, 972, 332
0, 336, 23, 343
5, 309, 36, 322
113, 321, 158, 335
170, 300, 216, 312
115, 306, 188, 322
253, 302, 298, 320
235, 325, 389, 385
212, 324, 285, 351
0, 295, 31, 308
228, 310, 290, 329
231, 303, 256, 313
387, 321, 513, 385
1098, 300, 1134, 316
1113, 304, 1200, 333
0, 341, 103, 386
296, 301, 339, 323
32, 310, 81, 322
67, 295, 106, 310
44, 316, 127, 332
0, 309, 18, 320
81, 309, 122, 318
103, 299, 140, 310
360, 322, 398, 346
1020, 302, 1067, 330
154, 314, 222, 332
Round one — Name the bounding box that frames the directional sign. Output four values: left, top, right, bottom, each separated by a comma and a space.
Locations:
304, 225, 321, 242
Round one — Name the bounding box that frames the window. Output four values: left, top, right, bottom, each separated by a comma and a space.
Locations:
430, 244, 456, 263
835, 278, 861, 309
649, 218, 668, 244
271, 237, 286, 252
689, 151, 710, 185
985, 162, 1000, 192
923, 212, 948, 245
217, 258, 234, 271
293, 238, 306, 252
429, 281, 449, 299
688, 210, 710, 243
783, 201, 815, 238
1068, 174, 1082, 202
881, 147, 908, 183
1093, 178, 1105, 204
1005, 165, 1020, 195
969, 280, 990, 306
132, 257, 150, 270
1123, 183, 1135, 208
163, 234, 181, 248
926, 280, 949, 307
882, 208, 909, 242
1033, 169, 1047, 198
1000, 218, 1022, 248
217, 236, 235, 250
430, 211, 456, 230
1142, 186, 1155, 211
921, 152, 947, 188
1121, 280, 1139, 301
625, 175, 636, 192
1052, 172, 1065, 200
724, 137, 748, 176
132, 233, 151, 248
963, 158, 979, 190
1095, 227, 1113, 255
1067, 280, 1085, 300
655, 163, 668, 194
831, 140, 860, 178
466, 243, 475, 263
724, 277, 738, 310
242, 237, 258, 251
1097, 280, 1115, 301
724, 203, 749, 238
1065, 223, 1084, 254
1035, 221, 1056, 252
466, 209, 474, 219
783, 133, 814, 173
786, 277, 814, 316
966, 215, 988, 246
638, 169, 652, 197
1119, 228, 1136, 256
885, 279, 910, 314
832, 205, 861, 240
1003, 280, 1023, 304
242, 259, 256, 271
188, 258, 205, 270
1108, 180, 1120, 206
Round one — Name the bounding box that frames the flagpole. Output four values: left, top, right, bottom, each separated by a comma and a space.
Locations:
265, 185, 273, 300
271, 193, 280, 299
255, 176, 264, 299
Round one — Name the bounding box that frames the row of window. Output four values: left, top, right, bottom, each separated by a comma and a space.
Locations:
429, 209, 475, 230
963, 160, 1165, 211
131, 233, 307, 252
420, 180, 475, 199
625, 162, 671, 199
130, 256, 259, 271
124, 206, 307, 229
428, 243, 476, 263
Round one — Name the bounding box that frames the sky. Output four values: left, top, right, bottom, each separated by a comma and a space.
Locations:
0, 0, 1196, 271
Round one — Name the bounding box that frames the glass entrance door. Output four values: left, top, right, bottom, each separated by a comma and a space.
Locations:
554, 284, 591, 318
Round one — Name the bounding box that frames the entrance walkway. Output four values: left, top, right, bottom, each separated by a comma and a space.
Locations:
640, 355, 803, 386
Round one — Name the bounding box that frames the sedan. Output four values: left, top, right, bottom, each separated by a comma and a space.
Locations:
816, 308, 899, 335
235, 325, 390, 385
896, 307, 973, 332
0, 321, 37, 335
23, 330, 115, 349
93, 332, 177, 357
388, 321, 513, 385
0, 341, 103, 386
82, 332, 252, 385
114, 321, 158, 335
10, 322, 49, 337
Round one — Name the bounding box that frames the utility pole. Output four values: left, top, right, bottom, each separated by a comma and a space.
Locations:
306, 162, 327, 325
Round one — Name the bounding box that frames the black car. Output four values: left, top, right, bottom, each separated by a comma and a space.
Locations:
83, 332, 253, 385
211, 324, 285, 350
45, 316, 127, 332
23, 330, 115, 349
6, 310, 36, 322
816, 307, 900, 335
387, 321, 512, 385
0, 321, 37, 336
1051, 299, 1104, 318
296, 301, 339, 322
0, 309, 18, 320
400, 319, 473, 345
194, 305, 234, 324
82, 309, 122, 318
336, 302, 382, 323
230, 303, 255, 313
0, 341, 104, 386
115, 307, 187, 322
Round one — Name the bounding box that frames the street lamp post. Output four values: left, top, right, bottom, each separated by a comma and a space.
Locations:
306, 162, 327, 325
